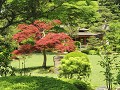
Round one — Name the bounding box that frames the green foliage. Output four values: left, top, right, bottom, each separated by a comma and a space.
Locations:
64, 51, 89, 61
0, 76, 78, 90
98, 42, 120, 90
74, 41, 81, 50
0, 35, 16, 76
82, 36, 101, 55
98, 0, 120, 21
81, 49, 98, 55
59, 52, 91, 80
89, 50, 98, 55
61, 79, 92, 90
106, 21, 120, 53
49, 0, 100, 35
81, 49, 89, 54
87, 36, 101, 49
116, 71, 120, 85
21, 37, 35, 45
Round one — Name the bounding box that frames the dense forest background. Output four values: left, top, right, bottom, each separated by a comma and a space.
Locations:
0, 0, 120, 36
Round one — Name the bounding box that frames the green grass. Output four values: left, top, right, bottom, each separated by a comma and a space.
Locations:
11, 53, 54, 68
0, 76, 79, 90
11, 54, 119, 89
88, 55, 105, 88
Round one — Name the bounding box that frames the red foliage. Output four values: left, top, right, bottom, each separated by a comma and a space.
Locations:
52, 19, 62, 25
12, 50, 21, 55
12, 20, 75, 56
36, 33, 75, 52
33, 20, 53, 31
13, 24, 42, 42
12, 44, 34, 55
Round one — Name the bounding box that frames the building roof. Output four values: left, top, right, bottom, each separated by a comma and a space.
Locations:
77, 32, 97, 36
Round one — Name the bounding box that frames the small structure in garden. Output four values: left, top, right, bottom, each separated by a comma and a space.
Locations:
53, 55, 63, 74
74, 28, 103, 45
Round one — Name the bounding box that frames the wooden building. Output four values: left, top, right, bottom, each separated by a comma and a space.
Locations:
74, 28, 103, 45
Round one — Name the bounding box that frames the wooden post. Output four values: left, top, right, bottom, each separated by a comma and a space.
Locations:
83, 37, 87, 45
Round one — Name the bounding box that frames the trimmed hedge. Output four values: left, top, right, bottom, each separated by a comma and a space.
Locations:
0, 76, 78, 90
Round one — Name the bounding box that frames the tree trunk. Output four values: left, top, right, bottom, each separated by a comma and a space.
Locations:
42, 48, 47, 68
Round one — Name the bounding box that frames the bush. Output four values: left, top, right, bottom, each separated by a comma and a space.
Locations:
81, 48, 99, 55
0, 76, 78, 90
74, 41, 81, 50
89, 50, 98, 55
59, 51, 91, 80
81, 49, 89, 54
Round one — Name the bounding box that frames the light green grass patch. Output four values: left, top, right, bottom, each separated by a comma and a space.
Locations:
11, 54, 120, 88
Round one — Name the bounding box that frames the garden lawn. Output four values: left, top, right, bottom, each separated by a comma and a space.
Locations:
11, 54, 119, 88
88, 55, 105, 89
11, 53, 54, 68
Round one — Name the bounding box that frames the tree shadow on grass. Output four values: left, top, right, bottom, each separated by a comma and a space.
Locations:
0, 76, 78, 90
14, 66, 54, 75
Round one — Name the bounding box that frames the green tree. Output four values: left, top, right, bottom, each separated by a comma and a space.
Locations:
106, 22, 120, 53
0, 0, 68, 34
0, 0, 101, 36
98, 23, 120, 89
49, 0, 100, 36
99, 43, 120, 90
0, 35, 16, 76
98, 0, 120, 21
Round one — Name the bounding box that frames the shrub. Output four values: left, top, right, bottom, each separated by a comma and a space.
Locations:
75, 41, 81, 50
64, 51, 89, 62
59, 51, 91, 80
81, 49, 89, 54
89, 50, 98, 55
0, 76, 78, 90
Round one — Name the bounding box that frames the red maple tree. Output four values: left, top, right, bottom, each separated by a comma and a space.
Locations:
12, 20, 75, 67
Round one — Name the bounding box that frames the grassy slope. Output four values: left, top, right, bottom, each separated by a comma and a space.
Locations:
11, 54, 119, 88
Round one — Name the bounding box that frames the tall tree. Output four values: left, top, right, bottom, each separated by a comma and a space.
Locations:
98, 0, 120, 21
48, 0, 100, 36
0, 0, 68, 34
